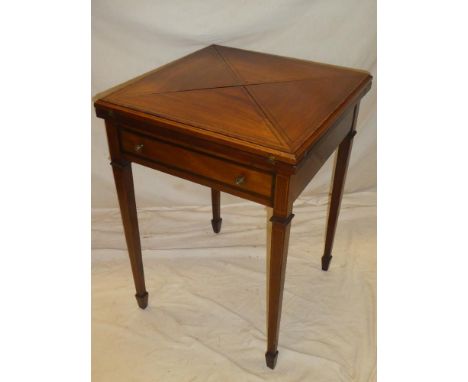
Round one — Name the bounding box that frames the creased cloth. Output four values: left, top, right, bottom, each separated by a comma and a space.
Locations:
92, 192, 376, 381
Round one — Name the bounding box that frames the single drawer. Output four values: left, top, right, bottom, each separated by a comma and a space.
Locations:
120, 129, 273, 197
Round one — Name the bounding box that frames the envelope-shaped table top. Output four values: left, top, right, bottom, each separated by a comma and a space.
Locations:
95, 45, 372, 165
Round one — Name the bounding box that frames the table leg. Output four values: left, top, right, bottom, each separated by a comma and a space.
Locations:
211, 188, 222, 233
110, 161, 148, 309
322, 105, 359, 271
105, 120, 148, 308
265, 175, 294, 369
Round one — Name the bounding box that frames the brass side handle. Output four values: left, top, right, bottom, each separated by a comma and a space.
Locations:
235, 175, 246, 186
135, 144, 144, 152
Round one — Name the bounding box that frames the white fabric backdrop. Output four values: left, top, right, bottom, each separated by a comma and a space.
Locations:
92, 0, 376, 208
91, 2, 376, 380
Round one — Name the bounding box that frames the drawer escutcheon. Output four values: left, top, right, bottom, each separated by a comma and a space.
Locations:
135, 144, 144, 152
235, 175, 246, 186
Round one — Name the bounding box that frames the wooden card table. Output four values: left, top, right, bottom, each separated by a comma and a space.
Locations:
94, 45, 372, 369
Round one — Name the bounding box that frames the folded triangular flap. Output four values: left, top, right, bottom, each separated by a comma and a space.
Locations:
106, 46, 242, 99
108, 86, 289, 150
247, 75, 366, 150
216, 45, 367, 85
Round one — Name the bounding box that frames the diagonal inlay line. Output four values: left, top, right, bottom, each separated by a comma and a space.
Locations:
213, 45, 246, 85
214, 45, 291, 149
240, 86, 292, 148
138, 77, 328, 97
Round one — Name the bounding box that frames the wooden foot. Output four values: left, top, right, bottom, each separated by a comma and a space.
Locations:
322, 105, 359, 271
211, 218, 222, 234
265, 350, 279, 369
211, 189, 222, 233
265, 175, 293, 369
321, 255, 332, 271
135, 292, 149, 309
106, 121, 148, 308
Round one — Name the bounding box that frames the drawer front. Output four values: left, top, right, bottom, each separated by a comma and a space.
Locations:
120, 129, 273, 197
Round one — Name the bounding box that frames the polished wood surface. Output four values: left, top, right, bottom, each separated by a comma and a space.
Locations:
266, 174, 294, 369
322, 105, 360, 271
105, 120, 148, 309
120, 128, 273, 198
95, 45, 371, 164
94, 45, 372, 369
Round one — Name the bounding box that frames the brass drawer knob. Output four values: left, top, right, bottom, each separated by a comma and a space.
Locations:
235, 175, 245, 185
135, 144, 144, 152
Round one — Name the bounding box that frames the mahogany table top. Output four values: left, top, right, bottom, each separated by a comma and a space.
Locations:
95, 45, 372, 165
